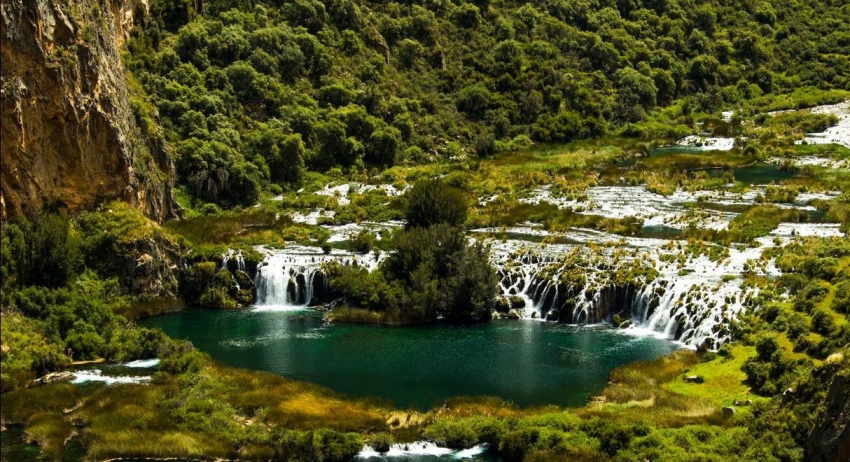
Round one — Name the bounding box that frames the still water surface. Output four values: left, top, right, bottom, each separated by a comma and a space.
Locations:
142, 309, 678, 409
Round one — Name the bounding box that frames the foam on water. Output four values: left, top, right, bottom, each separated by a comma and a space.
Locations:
253, 245, 383, 309
520, 184, 835, 232
314, 182, 411, 206
794, 100, 850, 148
71, 370, 151, 385
122, 358, 160, 368
771, 223, 845, 238
356, 442, 488, 459
482, 220, 829, 347
676, 135, 736, 151
768, 156, 849, 169
452, 444, 489, 459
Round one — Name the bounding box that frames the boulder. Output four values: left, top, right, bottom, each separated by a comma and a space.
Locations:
721, 406, 736, 419
494, 297, 511, 313
510, 296, 526, 309
38, 371, 73, 384
506, 309, 523, 320
685, 375, 704, 384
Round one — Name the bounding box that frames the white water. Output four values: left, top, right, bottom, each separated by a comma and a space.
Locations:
768, 156, 849, 169
313, 182, 410, 206
480, 225, 821, 347
122, 358, 160, 368
356, 442, 488, 459
253, 245, 382, 310
676, 135, 736, 151
71, 370, 151, 385
520, 184, 837, 232
794, 100, 850, 148
246, 112, 847, 347
249, 217, 843, 347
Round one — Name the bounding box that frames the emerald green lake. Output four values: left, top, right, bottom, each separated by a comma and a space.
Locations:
141, 309, 678, 409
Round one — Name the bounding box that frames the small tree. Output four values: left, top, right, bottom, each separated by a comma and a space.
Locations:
405, 179, 468, 229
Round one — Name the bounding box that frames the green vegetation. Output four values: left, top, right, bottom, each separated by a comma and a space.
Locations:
678, 205, 810, 245
3, 179, 850, 462
124, 0, 850, 209
4, 0, 850, 459
0, 210, 175, 390
327, 179, 498, 323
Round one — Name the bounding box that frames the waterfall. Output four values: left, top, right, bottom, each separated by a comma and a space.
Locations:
253, 245, 381, 310
222, 250, 247, 289
486, 232, 770, 348
247, 223, 784, 346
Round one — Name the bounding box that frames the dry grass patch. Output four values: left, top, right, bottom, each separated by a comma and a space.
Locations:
86, 429, 228, 460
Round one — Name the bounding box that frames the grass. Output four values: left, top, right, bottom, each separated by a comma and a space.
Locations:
633, 150, 754, 172
74, 385, 228, 459
662, 345, 761, 408
748, 87, 850, 113
219, 365, 387, 431
470, 200, 643, 235
565, 348, 763, 428
0, 383, 83, 423
0, 360, 389, 460
24, 413, 74, 460
114, 297, 186, 320
165, 209, 291, 245
485, 138, 633, 173
325, 307, 409, 325
791, 143, 850, 159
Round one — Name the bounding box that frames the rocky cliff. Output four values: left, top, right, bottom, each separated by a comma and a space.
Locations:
0, 0, 179, 222
806, 362, 850, 462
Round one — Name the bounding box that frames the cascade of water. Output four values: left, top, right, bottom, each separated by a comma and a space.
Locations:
253, 246, 381, 309
485, 232, 777, 347
222, 250, 247, 290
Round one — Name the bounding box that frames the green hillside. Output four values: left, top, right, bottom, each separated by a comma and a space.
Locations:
125, 0, 850, 206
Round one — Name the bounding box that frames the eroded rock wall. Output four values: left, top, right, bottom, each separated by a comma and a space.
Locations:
0, 0, 179, 222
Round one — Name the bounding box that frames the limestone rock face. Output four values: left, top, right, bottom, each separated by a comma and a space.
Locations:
0, 0, 179, 222
117, 236, 182, 299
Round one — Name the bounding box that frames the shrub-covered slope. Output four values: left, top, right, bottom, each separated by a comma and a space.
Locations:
125, 0, 850, 206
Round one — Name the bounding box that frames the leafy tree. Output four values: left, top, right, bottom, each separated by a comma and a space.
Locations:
247, 121, 306, 185
1, 213, 83, 289
126, 0, 850, 210
405, 179, 468, 229
365, 126, 401, 166
456, 85, 494, 120
176, 138, 261, 206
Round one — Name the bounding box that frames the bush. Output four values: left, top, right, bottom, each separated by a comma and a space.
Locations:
832, 282, 850, 314
755, 335, 779, 361
158, 340, 206, 376
424, 419, 480, 449
810, 309, 835, 335
405, 179, 468, 229
349, 230, 375, 253
64, 321, 106, 360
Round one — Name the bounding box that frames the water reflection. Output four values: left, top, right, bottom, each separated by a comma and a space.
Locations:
142, 310, 678, 409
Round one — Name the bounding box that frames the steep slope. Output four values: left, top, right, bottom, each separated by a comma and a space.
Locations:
807, 367, 850, 462
0, 0, 179, 222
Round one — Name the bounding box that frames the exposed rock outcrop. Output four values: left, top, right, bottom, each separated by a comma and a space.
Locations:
116, 236, 182, 299
806, 370, 850, 462
0, 0, 179, 222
